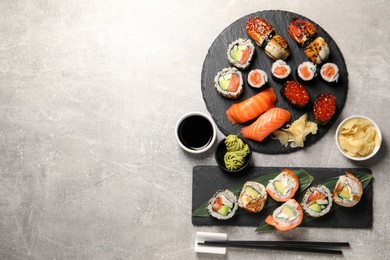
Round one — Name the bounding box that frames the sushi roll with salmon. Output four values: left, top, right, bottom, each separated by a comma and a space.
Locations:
265, 199, 303, 231
247, 69, 268, 89
266, 169, 299, 202
301, 185, 333, 217
214, 67, 244, 99
207, 189, 238, 220
271, 60, 291, 82
227, 38, 255, 70
238, 181, 267, 213
333, 172, 363, 207
297, 61, 317, 83
320, 63, 339, 84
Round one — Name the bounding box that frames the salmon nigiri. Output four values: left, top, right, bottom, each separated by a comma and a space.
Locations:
241, 107, 291, 142
226, 87, 277, 125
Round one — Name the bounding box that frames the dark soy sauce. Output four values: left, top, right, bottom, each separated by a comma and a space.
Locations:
178, 115, 213, 150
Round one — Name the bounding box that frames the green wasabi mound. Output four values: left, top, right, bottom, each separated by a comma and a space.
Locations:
224, 135, 250, 171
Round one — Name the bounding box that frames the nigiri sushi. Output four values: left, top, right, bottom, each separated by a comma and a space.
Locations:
241, 107, 291, 142
226, 87, 277, 125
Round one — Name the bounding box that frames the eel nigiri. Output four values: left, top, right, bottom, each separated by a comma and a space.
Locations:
241, 107, 291, 142
226, 87, 277, 125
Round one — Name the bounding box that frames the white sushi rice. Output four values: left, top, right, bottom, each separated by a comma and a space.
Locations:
297, 61, 317, 81
271, 60, 291, 79
213, 67, 243, 99
301, 185, 333, 217
226, 38, 255, 70
207, 189, 238, 220
320, 63, 339, 82
333, 173, 363, 207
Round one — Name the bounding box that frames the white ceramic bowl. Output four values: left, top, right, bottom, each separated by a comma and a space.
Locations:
335, 115, 382, 161
175, 112, 217, 154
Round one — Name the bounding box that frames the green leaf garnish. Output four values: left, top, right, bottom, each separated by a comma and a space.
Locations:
192, 169, 314, 217
255, 171, 373, 232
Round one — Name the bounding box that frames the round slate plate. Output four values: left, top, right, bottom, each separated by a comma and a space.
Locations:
201, 10, 348, 154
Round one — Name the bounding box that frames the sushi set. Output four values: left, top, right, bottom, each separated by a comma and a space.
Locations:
192, 166, 373, 231
201, 10, 348, 154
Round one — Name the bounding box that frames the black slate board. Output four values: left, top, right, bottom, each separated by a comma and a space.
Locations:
201, 10, 348, 154
192, 166, 373, 229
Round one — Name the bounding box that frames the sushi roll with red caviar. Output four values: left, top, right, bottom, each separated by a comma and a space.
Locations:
301, 185, 333, 217
297, 61, 317, 83
271, 60, 291, 82
247, 69, 268, 89
320, 63, 339, 84
227, 38, 256, 70
214, 67, 244, 99
265, 199, 303, 231
207, 189, 238, 220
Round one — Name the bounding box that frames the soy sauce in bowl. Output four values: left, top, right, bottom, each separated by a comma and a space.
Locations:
175, 112, 217, 154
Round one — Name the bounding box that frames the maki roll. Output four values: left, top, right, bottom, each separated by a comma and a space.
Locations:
247, 69, 268, 89
301, 185, 333, 217
320, 63, 339, 84
227, 38, 255, 70
271, 60, 291, 82
238, 181, 267, 213
266, 169, 299, 202
214, 67, 244, 99
265, 199, 303, 231
281, 81, 311, 109
297, 61, 316, 82
207, 189, 238, 220
313, 93, 336, 125
333, 172, 363, 207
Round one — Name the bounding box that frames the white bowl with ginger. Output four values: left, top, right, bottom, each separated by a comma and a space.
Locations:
335, 115, 382, 161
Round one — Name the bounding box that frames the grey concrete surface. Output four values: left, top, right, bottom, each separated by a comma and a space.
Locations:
0, 0, 389, 259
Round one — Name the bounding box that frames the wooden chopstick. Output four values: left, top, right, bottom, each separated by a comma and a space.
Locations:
198, 240, 347, 255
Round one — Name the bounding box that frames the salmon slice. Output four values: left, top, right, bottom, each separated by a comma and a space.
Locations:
227, 73, 240, 92
241, 107, 291, 142
226, 87, 277, 125
239, 47, 251, 64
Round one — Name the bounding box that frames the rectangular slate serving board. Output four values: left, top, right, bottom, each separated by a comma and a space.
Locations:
192, 166, 373, 229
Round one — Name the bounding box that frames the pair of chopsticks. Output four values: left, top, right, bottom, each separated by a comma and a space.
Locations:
197, 240, 350, 255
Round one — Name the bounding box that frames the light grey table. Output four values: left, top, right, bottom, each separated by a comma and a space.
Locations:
1, 1, 389, 259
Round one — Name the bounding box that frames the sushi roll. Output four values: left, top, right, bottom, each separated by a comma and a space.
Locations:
265, 199, 303, 231
281, 81, 311, 109
333, 172, 363, 207
297, 61, 317, 82
304, 37, 330, 65
266, 169, 299, 202
214, 67, 244, 99
247, 69, 268, 89
271, 60, 291, 82
227, 38, 255, 70
207, 189, 238, 220
301, 185, 333, 217
238, 181, 267, 213
313, 93, 336, 125
320, 63, 339, 84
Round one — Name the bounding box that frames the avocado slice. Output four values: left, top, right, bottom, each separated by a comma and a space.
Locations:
245, 186, 259, 198
274, 180, 286, 194
339, 185, 351, 200
230, 45, 240, 61
308, 203, 322, 213
281, 205, 296, 218
218, 74, 231, 91
217, 205, 230, 216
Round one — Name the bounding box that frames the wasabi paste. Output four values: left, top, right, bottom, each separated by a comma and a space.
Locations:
224, 135, 250, 170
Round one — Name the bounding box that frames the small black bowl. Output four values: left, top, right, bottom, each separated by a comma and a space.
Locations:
215, 137, 252, 174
